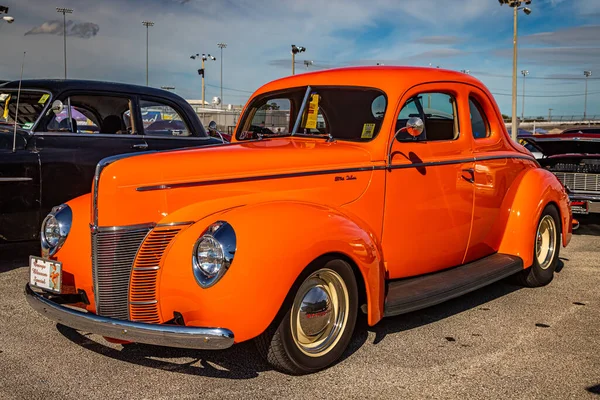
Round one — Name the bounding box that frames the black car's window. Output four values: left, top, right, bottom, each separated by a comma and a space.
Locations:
0, 90, 49, 130
46, 95, 133, 134
236, 86, 387, 141
140, 99, 191, 137
469, 98, 490, 139
396, 93, 459, 141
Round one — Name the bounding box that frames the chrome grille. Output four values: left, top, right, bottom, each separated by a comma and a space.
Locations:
129, 226, 185, 323
554, 172, 600, 193
92, 225, 153, 320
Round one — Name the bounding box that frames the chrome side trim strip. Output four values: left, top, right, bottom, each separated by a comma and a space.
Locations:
25, 284, 234, 350
0, 177, 33, 182
135, 154, 537, 193
136, 166, 377, 192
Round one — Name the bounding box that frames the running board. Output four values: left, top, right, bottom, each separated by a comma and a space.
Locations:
384, 253, 523, 317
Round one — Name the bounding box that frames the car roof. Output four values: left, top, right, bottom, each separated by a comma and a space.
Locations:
0, 79, 183, 102
253, 66, 485, 96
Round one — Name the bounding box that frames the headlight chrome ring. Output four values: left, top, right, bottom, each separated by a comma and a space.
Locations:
192, 221, 236, 288
41, 204, 72, 257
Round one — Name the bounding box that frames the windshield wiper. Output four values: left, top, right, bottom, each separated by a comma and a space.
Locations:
293, 132, 335, 142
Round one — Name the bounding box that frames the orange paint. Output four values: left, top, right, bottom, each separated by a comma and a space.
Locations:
51, 67, 570, 343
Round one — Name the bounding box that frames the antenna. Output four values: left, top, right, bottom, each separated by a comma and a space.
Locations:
12, 51, 26, 153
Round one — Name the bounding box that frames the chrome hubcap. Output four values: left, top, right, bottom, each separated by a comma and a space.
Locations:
536, 215, 557, 270
291, 269, 349, 357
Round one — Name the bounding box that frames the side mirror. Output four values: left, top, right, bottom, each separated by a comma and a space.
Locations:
404, 117, 424, 138
50, 100, 64, 115
208, 120, 217, 132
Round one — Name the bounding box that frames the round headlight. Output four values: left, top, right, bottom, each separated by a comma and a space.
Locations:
195, 235, 224, 277
41, 204, 72, 257
192, 221, 236, 288
42, 215, 61, 247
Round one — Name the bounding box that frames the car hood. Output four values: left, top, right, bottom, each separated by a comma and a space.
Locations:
94, 137, 377, 227
520, 136, 600, 157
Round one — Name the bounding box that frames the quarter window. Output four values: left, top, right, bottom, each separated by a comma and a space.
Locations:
140, 99, 191, 137
396, 92, 458, 141
469, 98, 490, 139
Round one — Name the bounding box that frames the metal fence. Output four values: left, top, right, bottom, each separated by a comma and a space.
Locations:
195, 109, 291, 134
194, 109, 600, 134
503, 115, 600, 123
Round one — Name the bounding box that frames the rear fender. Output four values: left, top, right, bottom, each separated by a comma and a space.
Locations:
159, 201, 384, 343
497, 168, 572, 268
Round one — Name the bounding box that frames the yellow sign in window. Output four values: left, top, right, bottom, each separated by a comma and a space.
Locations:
303, 94, 320, 130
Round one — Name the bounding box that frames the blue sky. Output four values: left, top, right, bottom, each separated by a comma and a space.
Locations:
1, 0, 599, 118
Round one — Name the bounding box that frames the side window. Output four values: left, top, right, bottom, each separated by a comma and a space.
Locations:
469, 98, 490, 139
140, 99, 191, 137
241, 98, 290, 139
47, 106, 99, 133
46, 95, 133, 134
396, 93, 458, 141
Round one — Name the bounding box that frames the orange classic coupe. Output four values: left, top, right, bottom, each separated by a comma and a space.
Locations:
26, 67, 572, 374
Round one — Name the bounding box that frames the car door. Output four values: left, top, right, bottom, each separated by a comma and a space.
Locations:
382, 84, 475, 279
136, 96, 222, 151
34, 91, 147, 218
463, 88, 532, 263
0, 132, 41, 241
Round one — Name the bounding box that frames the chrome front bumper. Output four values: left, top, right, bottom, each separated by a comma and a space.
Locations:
25, 284, 234, 350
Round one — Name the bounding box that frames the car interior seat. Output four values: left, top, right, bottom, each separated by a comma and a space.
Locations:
58, 118, 78, 133
101, 115, 123, 134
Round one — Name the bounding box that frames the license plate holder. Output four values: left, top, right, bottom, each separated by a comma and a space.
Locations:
29, 256, 62, 293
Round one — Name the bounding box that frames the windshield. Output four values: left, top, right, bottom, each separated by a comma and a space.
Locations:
0, 90, 50, 130
236, 86, 387, 141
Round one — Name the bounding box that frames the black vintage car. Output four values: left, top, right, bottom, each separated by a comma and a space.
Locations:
0, 79, 223, 242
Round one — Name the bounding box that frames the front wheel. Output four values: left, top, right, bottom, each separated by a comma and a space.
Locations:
517, 204, 561, 287
255, 258, 358, 375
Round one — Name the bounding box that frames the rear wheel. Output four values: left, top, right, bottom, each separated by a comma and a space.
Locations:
517, 204, 561, 287
255, 258, 358, 375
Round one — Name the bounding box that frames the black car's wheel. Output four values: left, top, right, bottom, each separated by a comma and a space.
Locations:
517, 204, 561, 287
255, 258, 358, 375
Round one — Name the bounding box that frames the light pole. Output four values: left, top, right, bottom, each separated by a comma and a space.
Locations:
142, 20, 154, 86
291, 44, 306, 75
56, 7, 73, 79
521, 69, 529, 121
584, 70, 592, 120
217, 43, 226, 108
191, 53, 216, 108
499, 0, 532, 141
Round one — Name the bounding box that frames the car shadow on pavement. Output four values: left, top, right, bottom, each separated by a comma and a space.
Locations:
344, 278, 521, 358
56, 278, 524, 378
56, 323, 269, 379
574, 214, 600, 236
0, 242, 38, 273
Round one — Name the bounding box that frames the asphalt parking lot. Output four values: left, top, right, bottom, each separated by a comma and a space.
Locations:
0, 218, 599, 400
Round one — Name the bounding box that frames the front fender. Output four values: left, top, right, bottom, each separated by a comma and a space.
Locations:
497, 168, 572, 268
158, 201, 384, 343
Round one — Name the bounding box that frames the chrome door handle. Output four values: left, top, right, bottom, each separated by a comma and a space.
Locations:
461, 168, 475, 183
132, 143, 148, 150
